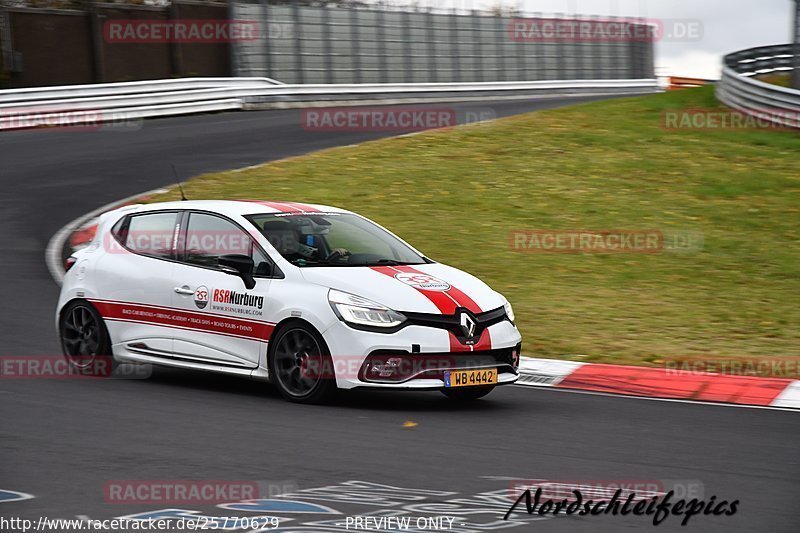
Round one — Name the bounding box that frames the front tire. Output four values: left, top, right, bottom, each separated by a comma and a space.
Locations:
441, 385, 495, 401
59, 300, 115, 377
268, 321, 337, 404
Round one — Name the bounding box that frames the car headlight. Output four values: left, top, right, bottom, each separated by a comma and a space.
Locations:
503, 299, 515, 323
328, 289, 406, 328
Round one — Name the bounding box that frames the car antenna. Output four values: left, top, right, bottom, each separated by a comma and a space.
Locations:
172, 164, 188, 201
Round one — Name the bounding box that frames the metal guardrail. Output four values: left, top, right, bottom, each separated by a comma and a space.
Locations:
0, 77, 284, 104
717, 44, 800, 129
0, 77, 658, 130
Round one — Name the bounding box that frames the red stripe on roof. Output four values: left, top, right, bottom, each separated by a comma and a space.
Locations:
280, 201, 321, 213
240, 200, 301, 213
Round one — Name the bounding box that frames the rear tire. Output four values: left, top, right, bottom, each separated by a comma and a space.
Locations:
59, 300, 116, 377
268, 321, 337, 404
441, 385, 495, 401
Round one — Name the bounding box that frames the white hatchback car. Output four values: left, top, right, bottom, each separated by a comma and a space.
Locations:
57, 200, 521, 403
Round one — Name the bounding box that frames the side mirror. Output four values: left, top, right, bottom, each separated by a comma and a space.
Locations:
218, 254, 256, 290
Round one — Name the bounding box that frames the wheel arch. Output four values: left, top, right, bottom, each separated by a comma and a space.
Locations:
267, 317, 330, 357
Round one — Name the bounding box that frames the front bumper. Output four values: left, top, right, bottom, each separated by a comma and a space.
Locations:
321, 318, 522, 390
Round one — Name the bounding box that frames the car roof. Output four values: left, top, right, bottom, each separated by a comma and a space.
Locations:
117, 199, 351, 217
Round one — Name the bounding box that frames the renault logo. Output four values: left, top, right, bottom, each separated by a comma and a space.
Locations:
460, 313, 476, 338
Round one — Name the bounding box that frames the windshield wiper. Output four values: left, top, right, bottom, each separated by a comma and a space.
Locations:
363, 259, 401, 266
361, 259, 426, 266
291, 258, 335, 266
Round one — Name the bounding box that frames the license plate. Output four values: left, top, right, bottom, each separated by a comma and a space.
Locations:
444, 368, 498, 388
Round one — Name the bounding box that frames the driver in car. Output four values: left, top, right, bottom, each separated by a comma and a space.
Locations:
261, 219, 349, 264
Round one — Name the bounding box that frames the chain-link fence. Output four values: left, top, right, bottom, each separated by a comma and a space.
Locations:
231, 2, 655, 84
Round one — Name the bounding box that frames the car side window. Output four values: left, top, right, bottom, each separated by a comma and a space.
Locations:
183, 212, 273, 275
112, 212, 178, 259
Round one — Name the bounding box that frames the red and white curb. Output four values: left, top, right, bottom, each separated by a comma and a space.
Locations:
518, 358, 800, 410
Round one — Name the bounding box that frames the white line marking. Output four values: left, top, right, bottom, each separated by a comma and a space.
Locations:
0, 490, 35, 503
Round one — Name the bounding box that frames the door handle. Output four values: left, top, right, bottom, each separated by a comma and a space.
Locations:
174, 286, 194, 295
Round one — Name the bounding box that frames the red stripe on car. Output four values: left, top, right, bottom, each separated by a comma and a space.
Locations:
371, 266, 493, 351
241, 200, 299, 213
392, 265, 483, 314
369, 266, 456, 314
241, 200, 320, 213
472, 328, 492, 351
280, 201, 321, 213
448, 332, 470, 352
448, 329, 492, 352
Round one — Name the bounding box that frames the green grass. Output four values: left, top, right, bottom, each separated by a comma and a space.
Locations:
149, 87, 800, 372
756, 73, 792, 88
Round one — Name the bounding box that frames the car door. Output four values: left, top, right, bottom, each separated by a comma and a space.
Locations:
92, 210, 180, 357
169, 211, 277, 368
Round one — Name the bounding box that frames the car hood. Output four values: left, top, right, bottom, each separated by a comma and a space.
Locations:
300, 263, 505, 315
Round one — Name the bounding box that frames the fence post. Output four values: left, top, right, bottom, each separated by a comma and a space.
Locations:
793, 0, 800, 89
627, 20, 637, 79
449, 8, 460, 82
470, 10, 482, 82
88, 1, 105, 82
0, 6, 12, 86
291, 2, 304, 84
426, 8, 437, 82
169, 1, 183, 77
322, 6, 333, 83
260, 0, 271, 79
590, 14, 601, 79
555, 12, 566, 80
574, 13, 584, 79
640, 20, 649, 79
616, 16, 629, 81
644, 17, 656, 78
495, 12, 505, 82
376, 7, 387, 83
532, 12, 542, 80
349, 6, 361, 84
514, 13, 524, 81
403, 9, 412, 83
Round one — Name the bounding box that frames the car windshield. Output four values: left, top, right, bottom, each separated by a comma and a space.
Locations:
246, 212, 427, 267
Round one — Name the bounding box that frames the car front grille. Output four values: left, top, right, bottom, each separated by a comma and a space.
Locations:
359, 344, 521, 383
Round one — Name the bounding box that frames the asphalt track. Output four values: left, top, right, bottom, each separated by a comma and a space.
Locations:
0, 96, 797, 533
